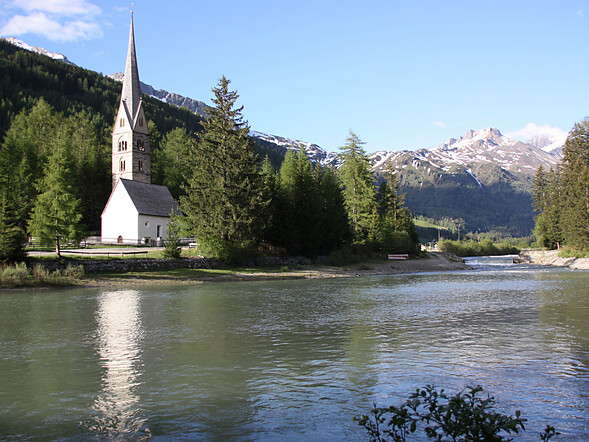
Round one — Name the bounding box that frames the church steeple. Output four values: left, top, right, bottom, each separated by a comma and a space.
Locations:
111, 13, 151, 188
121, 13, 142, 126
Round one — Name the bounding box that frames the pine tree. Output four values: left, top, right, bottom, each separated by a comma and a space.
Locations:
532, 166, 563, 249
277, 148, 322, 256
560, 120, 589, 249
0, 193, 27, 263
28, 126, 83, 258
0, 99, 60, 230
180, 76, 264, 261
259, 156, 283, 249
157, 127, 194, 199
317, 166, 350, 252
338, 131, 375, 243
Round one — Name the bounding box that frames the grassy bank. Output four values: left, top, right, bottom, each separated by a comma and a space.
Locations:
0, 263, 85, 288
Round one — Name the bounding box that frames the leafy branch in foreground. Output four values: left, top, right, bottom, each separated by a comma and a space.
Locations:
355, 385, 558, 441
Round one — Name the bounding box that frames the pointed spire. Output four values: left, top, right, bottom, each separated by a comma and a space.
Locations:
121, 13, 142, 125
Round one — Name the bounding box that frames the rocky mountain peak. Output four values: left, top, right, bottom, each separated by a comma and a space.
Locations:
2, 37, 76, 65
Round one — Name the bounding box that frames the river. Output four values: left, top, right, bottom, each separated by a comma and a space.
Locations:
0, 257, 587, 440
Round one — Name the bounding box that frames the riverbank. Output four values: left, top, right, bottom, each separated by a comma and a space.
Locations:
84, 252, 473, 287
516, 249, 589, 270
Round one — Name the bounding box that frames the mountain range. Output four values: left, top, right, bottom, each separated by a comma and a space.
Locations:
2, 36, 567, 237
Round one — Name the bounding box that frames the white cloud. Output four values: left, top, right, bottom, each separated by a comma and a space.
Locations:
507, 123, 568, 143
0, 0, 102, 41
433, 121, 446, 128
12, 0, 100, 17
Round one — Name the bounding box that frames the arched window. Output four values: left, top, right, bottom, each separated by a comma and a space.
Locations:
138, 160, 143, 172
120, 118, 125, 127
119, 159, 126, 172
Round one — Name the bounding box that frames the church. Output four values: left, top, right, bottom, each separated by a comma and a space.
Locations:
101, 14, 179, 245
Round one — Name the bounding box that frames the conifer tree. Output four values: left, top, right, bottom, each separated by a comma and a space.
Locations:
259, 156, 283, 248
317, 166, 350, 252
533, 166, 563, 249
560, 119, 589, 249
156, 127, 194, 199
180, 76, 263, 261
0, 100, 60, 229
277, 148, 322, 255
338, 131, 375, 243
28, 126, 83, 258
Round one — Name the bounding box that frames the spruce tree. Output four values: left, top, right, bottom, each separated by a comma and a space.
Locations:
317, 166, 351, 252
278, 148, 322, 256
157, 127, 194, 199
28, 126, 83, 258
560, 119, 589, 249
180, 77, 264, 261
337, 131, 375, 243
533, 166, 563, 249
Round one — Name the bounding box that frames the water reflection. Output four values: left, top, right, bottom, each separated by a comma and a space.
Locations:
90, 289, 148, 438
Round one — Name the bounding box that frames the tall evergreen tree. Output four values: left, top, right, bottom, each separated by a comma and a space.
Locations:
28, 126, 83, 258
180, 76, 264, 261
317, 166, 350, 252
0, 99, 60, 229
155, 127, 194, 199
560, 119, 589, 249
337, 131, 375, 243
277, 148, 322, 256
532, 166, 563, 249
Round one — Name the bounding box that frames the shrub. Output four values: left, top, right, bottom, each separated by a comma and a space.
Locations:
62, 264, 84, 278
31, 264, 50, 282
355, 385, 558, 441
1, 262, 28, 285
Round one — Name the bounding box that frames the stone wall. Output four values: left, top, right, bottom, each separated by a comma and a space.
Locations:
32, 258, 217, 274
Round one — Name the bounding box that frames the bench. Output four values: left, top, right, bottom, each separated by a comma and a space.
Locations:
388, 254, 409, 260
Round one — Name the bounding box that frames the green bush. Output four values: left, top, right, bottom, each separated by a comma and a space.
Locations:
1, 262, 28, 285
439, 239, 520, 257
355, 385, 558, 441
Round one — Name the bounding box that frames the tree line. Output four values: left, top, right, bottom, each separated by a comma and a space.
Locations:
532, 118, 589, 251
176, 77, 418, 262
0, 66, 418, 262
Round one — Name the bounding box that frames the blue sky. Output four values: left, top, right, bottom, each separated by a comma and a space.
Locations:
1, 0, 587, 153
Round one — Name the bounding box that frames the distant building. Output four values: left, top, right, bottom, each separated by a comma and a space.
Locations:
101, 14, 178, 245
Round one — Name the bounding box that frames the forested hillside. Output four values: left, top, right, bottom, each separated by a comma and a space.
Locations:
0, 39, 282, 232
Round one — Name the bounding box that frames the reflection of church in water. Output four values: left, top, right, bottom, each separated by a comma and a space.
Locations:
101, 14, 179, 245
91, 289, 147, 436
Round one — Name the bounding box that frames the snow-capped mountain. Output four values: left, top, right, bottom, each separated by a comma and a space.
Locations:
108, 72, 209, 118
251, 127, 562, 189
250, 131, 340, 166
526, 134, 566, 155
3, 37, 564, 190
1, 37, 76, 65
372, 127, 562, 183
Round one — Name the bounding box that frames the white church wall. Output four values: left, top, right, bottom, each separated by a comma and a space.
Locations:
101, 185, 140, 244
138, 214, 170, 243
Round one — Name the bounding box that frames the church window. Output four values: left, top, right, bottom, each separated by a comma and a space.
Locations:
138, 117, 143, 127
120, 118, 125, 127
119, 159, 126, 171
137, 139, 145, 151
138, 160, 143, 172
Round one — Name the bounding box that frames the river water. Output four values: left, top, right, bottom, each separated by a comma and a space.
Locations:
0, 258, 587, 440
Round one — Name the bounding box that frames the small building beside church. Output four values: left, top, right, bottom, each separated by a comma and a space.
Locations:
101, 14, 178, 245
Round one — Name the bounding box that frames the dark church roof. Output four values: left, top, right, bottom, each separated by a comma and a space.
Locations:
120, 179, 180, 217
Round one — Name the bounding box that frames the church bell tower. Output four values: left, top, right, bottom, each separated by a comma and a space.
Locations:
112, 13, 151, 187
